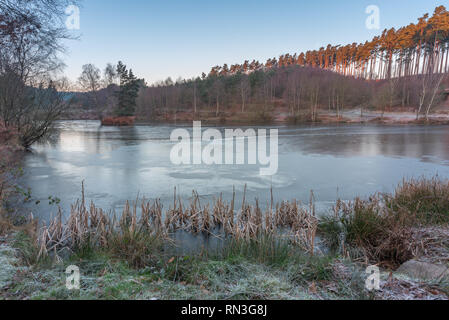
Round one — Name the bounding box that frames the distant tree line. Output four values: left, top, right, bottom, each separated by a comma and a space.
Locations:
74, 5, 449, 121
78, 63, 447, 122
136, 67, 372, 121
208, 6, 449, 80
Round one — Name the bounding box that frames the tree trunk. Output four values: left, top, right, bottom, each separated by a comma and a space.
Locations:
193, 83, 197, 114
216, 95, 219, 117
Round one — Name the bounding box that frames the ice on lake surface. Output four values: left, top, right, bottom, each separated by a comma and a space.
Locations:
20, 120, 449, 220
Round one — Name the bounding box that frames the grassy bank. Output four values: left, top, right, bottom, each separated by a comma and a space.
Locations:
1, 232, 371, 300
1, 177, 449, 300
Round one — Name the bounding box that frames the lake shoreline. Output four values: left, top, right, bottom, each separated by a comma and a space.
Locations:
2, 121, 449, 300
60, 109, 449, 126
1, 177, 449, 300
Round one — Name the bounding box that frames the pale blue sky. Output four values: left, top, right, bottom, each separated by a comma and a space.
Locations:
62, 0, 449, 84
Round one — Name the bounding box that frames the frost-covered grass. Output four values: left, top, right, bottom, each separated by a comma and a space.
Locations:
2, 176, 449, 300
0, 242, 19, 289
0, 233, 373, 300
1, 226, 448, 300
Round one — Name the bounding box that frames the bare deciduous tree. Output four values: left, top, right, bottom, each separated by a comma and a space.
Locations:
240, 74, 249, 113
103, 63, 117, 87
18, 79, 72, 148
0, 0, 77, 148
78, 63, 101, 107
414, 73, 446, 120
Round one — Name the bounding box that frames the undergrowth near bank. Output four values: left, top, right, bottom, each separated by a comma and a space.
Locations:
319, 176, 449, 268
1, 176, 448, 299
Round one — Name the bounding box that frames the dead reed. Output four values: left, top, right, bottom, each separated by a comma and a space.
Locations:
36, 184, 318, 260
22, 176, 449, 269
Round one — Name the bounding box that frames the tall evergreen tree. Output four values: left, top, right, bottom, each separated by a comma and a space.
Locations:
115, 61, 142, 116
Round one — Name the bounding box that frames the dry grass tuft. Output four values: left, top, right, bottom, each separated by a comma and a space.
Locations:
320, 196, 419, 268
388, 176, 449, 225
319, 177, 449, 268
36, 185, 319, 263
